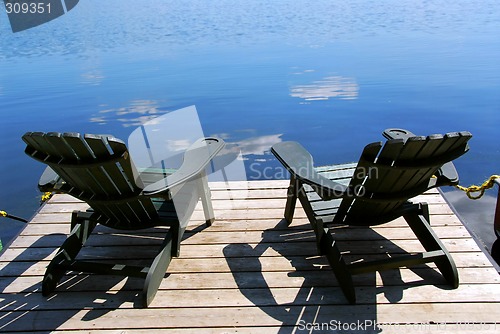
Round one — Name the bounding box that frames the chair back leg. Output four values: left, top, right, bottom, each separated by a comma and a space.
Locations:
403, 203, 459, 288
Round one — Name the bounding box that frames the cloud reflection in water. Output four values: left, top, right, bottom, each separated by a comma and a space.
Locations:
81, 70, 104, 86
233, 134, 283, 157
91, 100, 282, 160
90, 100, 165, 127
290, 75, 359, 101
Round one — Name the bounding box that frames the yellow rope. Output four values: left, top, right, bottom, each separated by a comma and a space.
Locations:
0, 210, 28, 223
41, 192, 52, 202
455, 175, 500, 200
1, 191, 53, 224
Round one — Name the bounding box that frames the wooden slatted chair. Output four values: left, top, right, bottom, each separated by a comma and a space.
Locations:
271, 128, 472, 304
22, 132, 224, 307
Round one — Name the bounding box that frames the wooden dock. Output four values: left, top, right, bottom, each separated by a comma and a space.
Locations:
1, 177, 500, 333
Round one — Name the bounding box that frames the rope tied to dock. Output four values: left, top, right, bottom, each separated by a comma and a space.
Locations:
0, 192, 53, 225
0, 210, 28, 223
455, 175, 500, 200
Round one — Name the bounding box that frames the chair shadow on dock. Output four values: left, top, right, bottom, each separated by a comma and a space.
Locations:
0, 234, 115, 332
0, 223, 207, 332
223, 219, 453, 334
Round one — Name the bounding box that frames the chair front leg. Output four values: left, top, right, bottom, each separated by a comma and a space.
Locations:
143, 231, 173, 307
170, 221, 186, 258
197, 170, 215, 226
284, 175, 299, 225
320, 228, 356, 304
43, 211, 97, 296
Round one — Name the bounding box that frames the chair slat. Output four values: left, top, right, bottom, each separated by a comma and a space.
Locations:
39, 133, 105, 195
61, 132, 96, 160
86, 135, 158, 221
23, 133, 80, 191
56, 133, 110, 195
350, 142, 382, 189
83, 135, 135, 196
384, 136, 439, 192
107, 137, 143, 190
365, 139, 404, 193
23, 131, 165, 229
376, 139, 404, 164
23, 132, 61, 159
415, 134, 444, 159
334, 142, 382, 224
44, 132, 77, 160
327, 131, 470, 226
90, 203, 120, 224
399, 135, 447, 189
397, 136, 427, 160
433, 132, 462, 156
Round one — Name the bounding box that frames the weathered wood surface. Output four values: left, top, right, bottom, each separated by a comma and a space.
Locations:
1, 166, 499, 333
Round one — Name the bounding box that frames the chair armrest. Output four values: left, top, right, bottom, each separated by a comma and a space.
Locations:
383, 128, 460, 186
434, 161, 460, 186
271, 141, 348, 200
382, 128, 417, 141
38, 166, 62, 192
142, 138, 225, 196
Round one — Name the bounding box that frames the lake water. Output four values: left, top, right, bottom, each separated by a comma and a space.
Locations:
1, 0, 499, 254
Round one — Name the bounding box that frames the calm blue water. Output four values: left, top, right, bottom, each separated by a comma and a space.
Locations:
1, 0, 499, 250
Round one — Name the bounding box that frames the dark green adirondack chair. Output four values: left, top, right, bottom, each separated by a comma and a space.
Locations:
23, 132, 224, 307
271, 128, 472, 304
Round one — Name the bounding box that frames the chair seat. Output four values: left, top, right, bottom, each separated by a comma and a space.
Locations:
306, 164, 354, 220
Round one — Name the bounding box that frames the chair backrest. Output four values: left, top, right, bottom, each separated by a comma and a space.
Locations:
23, 132, 159, 229
335, 131, 472, 226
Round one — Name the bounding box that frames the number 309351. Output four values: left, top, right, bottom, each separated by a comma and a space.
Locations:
5, 2, 51, 14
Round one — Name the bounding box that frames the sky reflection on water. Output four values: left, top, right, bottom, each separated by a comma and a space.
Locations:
0, 0, 499, 251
